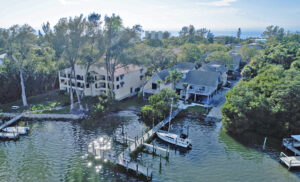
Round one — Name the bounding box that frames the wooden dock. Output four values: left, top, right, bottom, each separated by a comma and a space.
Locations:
110, 108, 181, 179
280, 152, 300, 170
0, 132, 20, 140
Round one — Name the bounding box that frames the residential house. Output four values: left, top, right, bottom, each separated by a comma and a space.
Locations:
229, 52, 242, 71
142, 62, 196, 99
59, 64, 147, 101
176, 70, 219, 104
199, 61, 228, 87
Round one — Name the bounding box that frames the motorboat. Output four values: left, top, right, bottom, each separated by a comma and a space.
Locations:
156, 130, 192, 148
3, 127, 30, 135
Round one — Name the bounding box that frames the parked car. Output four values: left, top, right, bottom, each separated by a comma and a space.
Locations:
11, 106, 20, 110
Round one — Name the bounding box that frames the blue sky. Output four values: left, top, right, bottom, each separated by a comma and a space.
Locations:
0, 0, 299, 32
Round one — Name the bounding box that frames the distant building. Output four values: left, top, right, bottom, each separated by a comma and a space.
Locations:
229, 52, 242, 71
145, 31, 163, 40
248, 43, 264, 50
0, 54, 6, 66
59, 64, 147, 101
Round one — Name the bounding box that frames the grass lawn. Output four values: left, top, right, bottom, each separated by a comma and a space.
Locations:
185, 105, 212, 115
117, 96, 147, 110
0, 91, 147, 115
0, 90, 70, 113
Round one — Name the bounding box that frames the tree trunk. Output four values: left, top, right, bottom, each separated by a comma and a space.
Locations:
19, 67, 28, 106
69, 68, 74, 111
84, 64, 90, 96
73, 69, 83, 111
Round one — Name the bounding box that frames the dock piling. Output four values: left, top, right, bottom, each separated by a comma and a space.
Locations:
263, 137, 267, 150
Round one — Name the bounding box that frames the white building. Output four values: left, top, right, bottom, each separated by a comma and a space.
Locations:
145, 31, 163, 40
0, 53, 6, 66
59, 64, 147, 100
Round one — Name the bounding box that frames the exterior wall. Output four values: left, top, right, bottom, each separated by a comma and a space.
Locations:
143, 74, 173, 97
59, 64, 147, 100
114, 68, 147, 100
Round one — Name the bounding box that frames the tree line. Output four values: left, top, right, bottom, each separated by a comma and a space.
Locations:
0, 13, 249, 113
222, 26, 300, 137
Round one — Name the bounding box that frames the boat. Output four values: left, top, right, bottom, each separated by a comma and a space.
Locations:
2, 127, 30, 135
156, 98, 192, 149
157, 130, 192, 148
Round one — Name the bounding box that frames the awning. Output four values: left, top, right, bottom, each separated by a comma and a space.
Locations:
291, 135, 300, 142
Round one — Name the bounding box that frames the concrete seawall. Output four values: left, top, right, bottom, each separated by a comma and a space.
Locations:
0, 113, 85, 121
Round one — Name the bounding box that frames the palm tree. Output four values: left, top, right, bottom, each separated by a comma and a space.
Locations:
157, 80, 163, 91
166, 70, 183, 90
182, 82, 188, 104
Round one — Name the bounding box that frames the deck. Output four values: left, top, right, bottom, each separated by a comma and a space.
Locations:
280, 152, 300, 170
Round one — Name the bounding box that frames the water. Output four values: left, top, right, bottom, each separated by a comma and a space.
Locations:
0, 109, 299, 182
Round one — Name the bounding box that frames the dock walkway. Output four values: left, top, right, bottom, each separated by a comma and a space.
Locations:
0, 113, 24, 131
111, 108, 182, 179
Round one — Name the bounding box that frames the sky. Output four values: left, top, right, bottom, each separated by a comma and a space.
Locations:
0, 0, 299, 33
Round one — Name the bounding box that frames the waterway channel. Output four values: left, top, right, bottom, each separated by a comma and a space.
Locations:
0, 108, 299, 182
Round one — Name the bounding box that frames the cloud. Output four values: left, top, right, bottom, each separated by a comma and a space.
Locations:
197, 0, 237, 7
58, 0, 90, 5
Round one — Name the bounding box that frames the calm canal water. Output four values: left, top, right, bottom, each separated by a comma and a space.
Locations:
0, 109, 299, 182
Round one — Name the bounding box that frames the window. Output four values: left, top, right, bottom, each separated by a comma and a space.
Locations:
116, 76, 119, 81
95, 83, 98, 88
130, 87, 133, 93
120, 74, 124, 80
100, 83, 106, 88
120, 81, 125, 87
86, 83, 89, 88
152, 83, 157, 90
100, 75, 105, 80
140, 75, 143, 80
117, 85, 120, 89
94, 76, 97, 81
189, 85, 193, 89
140, 68, 144, 73
135, 88, 140, 92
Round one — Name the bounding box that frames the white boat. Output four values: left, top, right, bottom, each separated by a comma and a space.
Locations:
157, 130, 192, 148
3, 127, 30, 135
156, 98, 192, 149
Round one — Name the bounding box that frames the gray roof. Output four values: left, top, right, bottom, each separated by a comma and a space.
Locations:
200, 61, 228, 74
156, 68, 172, 81
179, 70, 219, 88
173, 62, 196, 71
